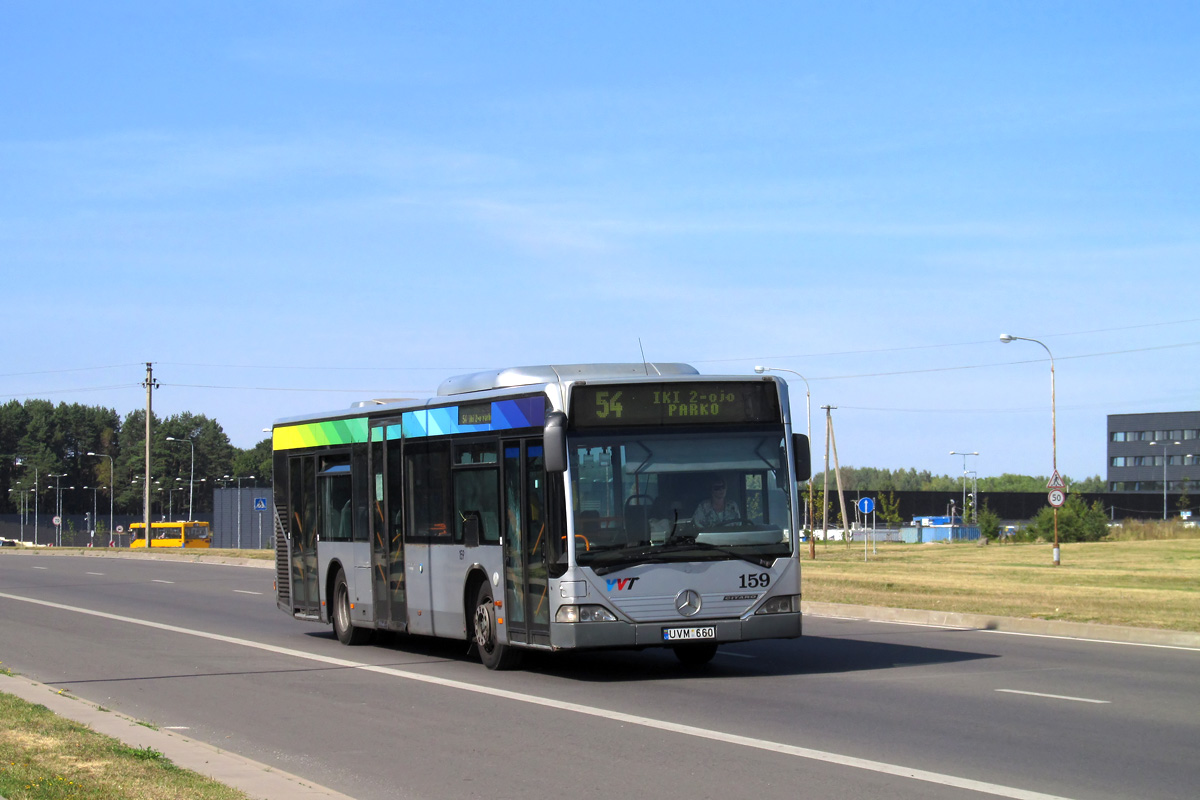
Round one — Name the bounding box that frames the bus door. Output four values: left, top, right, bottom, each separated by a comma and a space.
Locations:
384, 424, 406, 628
404, 440, 448, 637
369, 423, 407, 629
503, 438, 550, 646
288, 455, 320, 618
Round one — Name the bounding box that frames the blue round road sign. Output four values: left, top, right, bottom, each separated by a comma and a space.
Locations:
858, 497, 875, 514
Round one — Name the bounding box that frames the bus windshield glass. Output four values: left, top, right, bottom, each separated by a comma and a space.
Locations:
568, 428, 793, 572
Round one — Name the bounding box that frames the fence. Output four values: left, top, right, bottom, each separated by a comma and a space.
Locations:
211, 487, 274, 549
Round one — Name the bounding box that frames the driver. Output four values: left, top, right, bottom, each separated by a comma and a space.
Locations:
693, 478, 741, 527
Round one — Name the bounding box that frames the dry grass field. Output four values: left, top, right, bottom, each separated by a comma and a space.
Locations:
801, 538, 1200, 631
0, 688, 247, 800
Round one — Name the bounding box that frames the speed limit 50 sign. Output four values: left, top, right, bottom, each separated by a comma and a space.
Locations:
1048, 489, 1066, 508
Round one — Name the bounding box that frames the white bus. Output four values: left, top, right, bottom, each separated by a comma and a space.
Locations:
271, 363, 810, 669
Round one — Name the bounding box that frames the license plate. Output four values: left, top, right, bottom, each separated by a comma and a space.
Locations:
663, 626, 716, 641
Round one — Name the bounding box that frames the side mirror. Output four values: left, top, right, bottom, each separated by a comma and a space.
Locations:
792, 433, 811, 483
545, 411, 568, 473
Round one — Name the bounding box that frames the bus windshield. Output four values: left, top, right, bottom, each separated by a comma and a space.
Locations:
568, 428, 793, 572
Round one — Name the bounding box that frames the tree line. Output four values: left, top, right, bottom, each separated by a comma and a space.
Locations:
832, 465, 1105, 493
0, 399, 271, 516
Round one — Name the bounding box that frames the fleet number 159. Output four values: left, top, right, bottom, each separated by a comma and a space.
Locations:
739, 573, 771, 589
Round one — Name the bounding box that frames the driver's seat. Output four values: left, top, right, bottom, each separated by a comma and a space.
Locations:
624, 505, 650, 546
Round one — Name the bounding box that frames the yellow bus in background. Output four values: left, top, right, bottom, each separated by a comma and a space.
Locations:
129, 521, 212, 549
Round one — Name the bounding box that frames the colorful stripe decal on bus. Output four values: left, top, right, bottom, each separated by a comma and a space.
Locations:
273, 417, 369, 451
400, 396, 545, 439
277, 396, 545, 449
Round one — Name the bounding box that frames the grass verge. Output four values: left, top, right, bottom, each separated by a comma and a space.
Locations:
0, 690, 248, 800
802, 538, 1200, 631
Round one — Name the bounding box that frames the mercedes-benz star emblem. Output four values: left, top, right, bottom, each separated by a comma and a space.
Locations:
675, 589, 702, 617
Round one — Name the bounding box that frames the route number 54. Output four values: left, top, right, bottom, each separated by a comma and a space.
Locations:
596, 390, 624, 419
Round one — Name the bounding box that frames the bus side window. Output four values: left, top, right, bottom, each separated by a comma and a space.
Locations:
406, 441, 451, 540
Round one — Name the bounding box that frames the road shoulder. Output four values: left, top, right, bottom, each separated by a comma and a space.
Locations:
803, 600, 1200, 648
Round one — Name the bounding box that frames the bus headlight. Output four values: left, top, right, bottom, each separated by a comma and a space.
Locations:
555, 605, 618, 623
755, 595, 799, 615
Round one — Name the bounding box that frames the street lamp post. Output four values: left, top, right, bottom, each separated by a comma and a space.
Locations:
8, 486, 32, 542
1149, 440, 1182, 520
755, 366, 815, 560
965, 471, 979, 525
165, 436, 195, 521
1000, 333, 1059, 565
86, 452, 116, 545
12, 457, 39, 545
82, 485, 100, 546
949, 451, 979, 527
46, 473, 67, 547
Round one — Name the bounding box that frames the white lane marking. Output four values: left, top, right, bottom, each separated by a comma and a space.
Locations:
86, 572, 105, 576
997, 689, 1110, 705
0, 590, 1076, 800
152, 580, 175, 584
981, 628, 1200, 652
163, 726, 190, 730
33, 566, 48, 570
233, 590, 263, 595
806, 612, 1200, 652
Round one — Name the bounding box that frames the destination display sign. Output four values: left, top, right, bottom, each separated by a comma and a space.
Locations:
570, 381, 781, 427
457, 402, 492, 426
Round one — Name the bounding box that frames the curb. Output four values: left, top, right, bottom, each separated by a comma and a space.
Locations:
0, 672, 355, 800
802, 601, 1200, 649
1, 547, 273, 569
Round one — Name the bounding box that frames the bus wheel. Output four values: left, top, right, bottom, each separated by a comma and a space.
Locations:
333, 569, 372, 646
473, 582, 522, 670
673, 642, 718, 668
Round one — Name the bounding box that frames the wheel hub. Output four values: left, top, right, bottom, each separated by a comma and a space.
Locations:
474, 602, 494, 652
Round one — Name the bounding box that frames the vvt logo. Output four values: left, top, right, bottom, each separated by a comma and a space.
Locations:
606, 577, 640, 592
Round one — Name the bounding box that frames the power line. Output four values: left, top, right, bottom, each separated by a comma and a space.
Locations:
0, 364, 142, 378
157, 362, 487, 372
693, 317, 1200, 363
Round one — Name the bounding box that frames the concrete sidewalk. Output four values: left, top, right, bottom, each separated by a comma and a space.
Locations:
0, 673, 355, 800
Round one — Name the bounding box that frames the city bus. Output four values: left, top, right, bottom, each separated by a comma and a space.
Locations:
271, 363, 810, 669
129, 521, 212, 548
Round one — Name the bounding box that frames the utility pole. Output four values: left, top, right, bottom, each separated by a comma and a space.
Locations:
821, 409, 832, 544
825, 407, 851, 547
143, 363, 159, 548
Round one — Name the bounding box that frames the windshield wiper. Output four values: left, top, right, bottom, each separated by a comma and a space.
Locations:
588, 542, 775, 575
686, 541, 775, 568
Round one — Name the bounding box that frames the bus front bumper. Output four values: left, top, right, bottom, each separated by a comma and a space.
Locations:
550, 611, 801, 650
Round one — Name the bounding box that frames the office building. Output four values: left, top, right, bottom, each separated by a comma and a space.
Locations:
1107, 411, 1200, 492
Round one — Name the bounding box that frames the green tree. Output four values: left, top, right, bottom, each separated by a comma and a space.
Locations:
231, 438, 272, 485
878, 490, 904, 527
1028, 495, 1108, 543
977, 501, 1001, 540
805, 482, 834, 537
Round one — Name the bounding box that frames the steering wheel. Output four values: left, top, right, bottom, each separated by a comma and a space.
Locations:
624, 493, 654, 508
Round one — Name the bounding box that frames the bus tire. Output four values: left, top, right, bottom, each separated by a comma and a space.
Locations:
333, 568, 372, 646
473, 582, 522, 670
673, 642, 718, 668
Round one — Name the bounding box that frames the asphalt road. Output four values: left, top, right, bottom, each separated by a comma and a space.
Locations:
1, 553, 1197, 800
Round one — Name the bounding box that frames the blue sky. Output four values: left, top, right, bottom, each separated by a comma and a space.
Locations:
3, 1, 1198, 481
